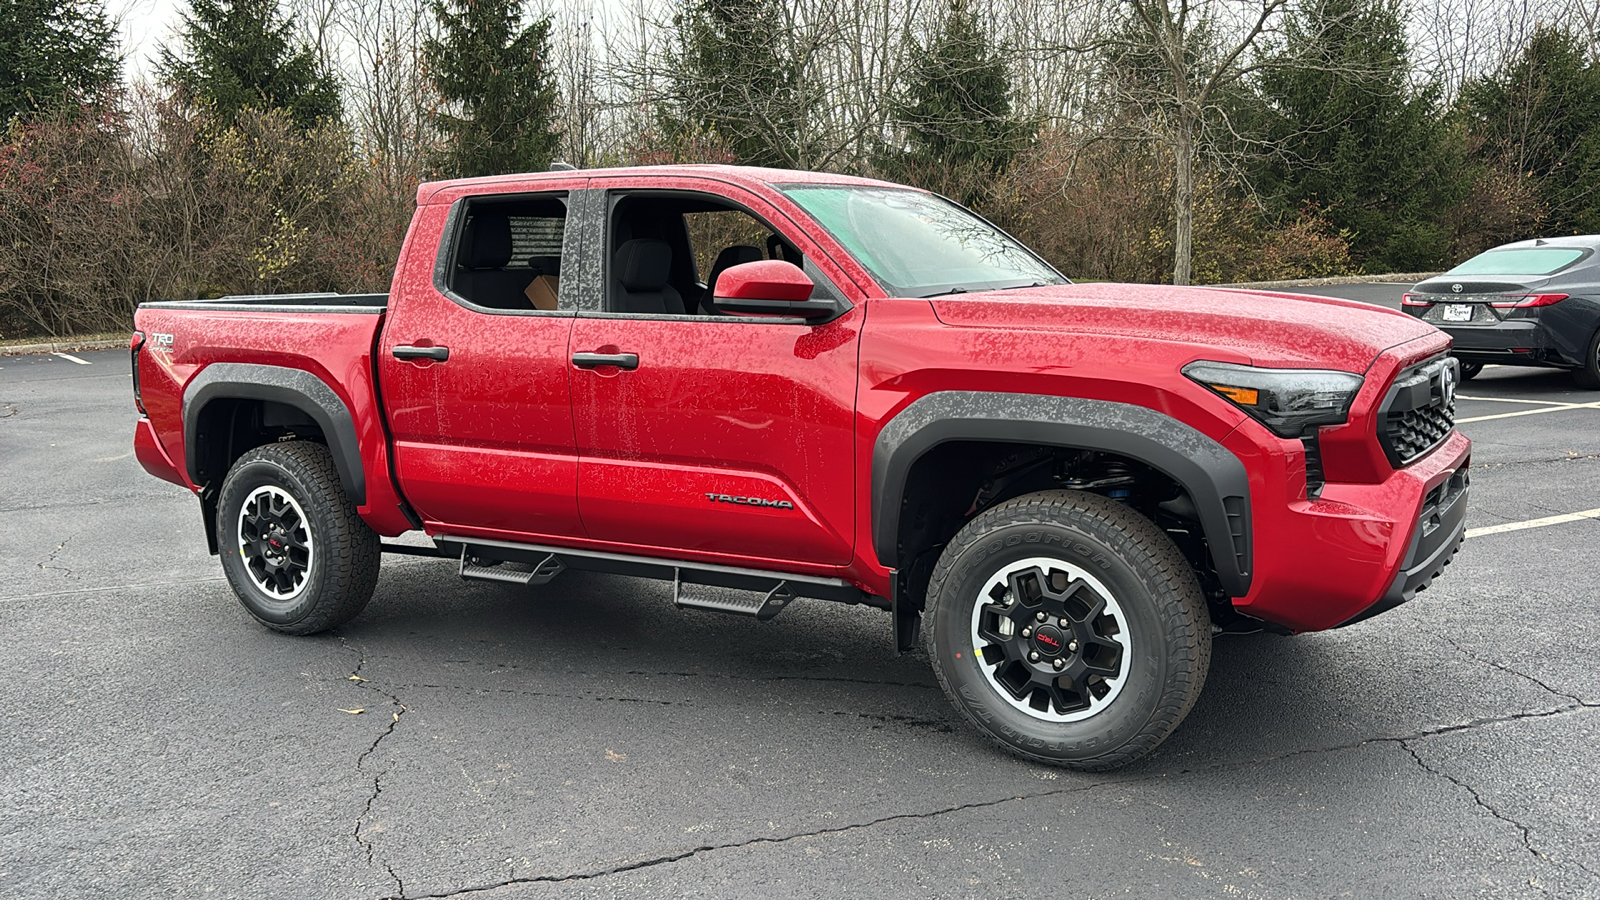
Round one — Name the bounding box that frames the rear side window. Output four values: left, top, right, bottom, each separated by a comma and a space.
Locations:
1447, 247, 1587, 277
443, 192, 568, 312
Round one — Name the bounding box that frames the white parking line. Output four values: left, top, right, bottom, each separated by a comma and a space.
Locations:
1465, 507, 1600, 539
1456, 394, 1586, 406
1455, 401, 1600, 424
52, 352, 90, 365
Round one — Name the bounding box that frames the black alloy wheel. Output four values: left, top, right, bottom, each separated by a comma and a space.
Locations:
925, 489, 1210, 770
217, 441, 381, 635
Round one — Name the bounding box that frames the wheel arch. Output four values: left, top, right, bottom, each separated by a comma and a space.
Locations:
182, 364, 366, 514
872, 392, 1253, 600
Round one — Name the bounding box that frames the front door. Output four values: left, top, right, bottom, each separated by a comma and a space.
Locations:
568, 184, 861, 567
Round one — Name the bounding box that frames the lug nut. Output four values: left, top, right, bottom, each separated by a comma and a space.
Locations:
1028, 651, 1040, 662
1021, 627, 1032, 638
1068, 640, 1079, 652
1035, 611, 1047, 622
1053, 658, 1065, 670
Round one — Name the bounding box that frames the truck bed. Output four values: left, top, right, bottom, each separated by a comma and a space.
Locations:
142, 292, 389, 313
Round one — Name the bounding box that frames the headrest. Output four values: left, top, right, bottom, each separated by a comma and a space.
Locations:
614, 239, 671, 292
460, 215, 512, 268
528, 255, 561, 277
712, 245, 763, 274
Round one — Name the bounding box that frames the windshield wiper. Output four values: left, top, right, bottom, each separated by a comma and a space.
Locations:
919, 287, 969, 298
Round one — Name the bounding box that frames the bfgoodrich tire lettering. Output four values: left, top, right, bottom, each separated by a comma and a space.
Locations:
924, 490, 1210, 770
217, 441, 380, 635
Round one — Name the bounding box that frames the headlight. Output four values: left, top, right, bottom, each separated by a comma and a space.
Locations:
1183, 361, 1364, 438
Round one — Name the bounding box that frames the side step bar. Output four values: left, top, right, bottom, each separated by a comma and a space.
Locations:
459, 547, 566, 586
429, 533, 880, 620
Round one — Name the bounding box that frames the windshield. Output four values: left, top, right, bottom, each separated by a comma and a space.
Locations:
1446, 247, 1587, 277
780, 185, 1066, 297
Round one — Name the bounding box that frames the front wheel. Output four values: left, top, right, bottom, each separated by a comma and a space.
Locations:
217, 441, 381, 634
924, 490, 1210, 770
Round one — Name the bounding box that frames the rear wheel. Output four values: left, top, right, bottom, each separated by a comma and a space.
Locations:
218, 441, 381, 634
1573, 330, 1600, 390
1458, 361, 1484, 381
924, 490, 1210, 770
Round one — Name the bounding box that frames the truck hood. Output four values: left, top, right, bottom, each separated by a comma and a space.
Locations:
930, 283, 1441, 372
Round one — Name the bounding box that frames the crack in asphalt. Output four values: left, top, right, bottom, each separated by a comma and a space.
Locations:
1, 402, 17, 418
379, 702, 1600, 899
36, 532, 78, 579
1397, 740, 1550, 878
338, 635, 409, 898
1442, 638, 1591, 706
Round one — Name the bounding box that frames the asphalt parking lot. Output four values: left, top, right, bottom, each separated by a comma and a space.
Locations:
3, 292, 1598, 898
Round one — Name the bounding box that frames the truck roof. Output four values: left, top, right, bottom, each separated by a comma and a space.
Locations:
415, 164, 905, 204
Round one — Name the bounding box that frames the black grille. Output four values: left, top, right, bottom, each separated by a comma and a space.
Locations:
1379, 357, 1458, 467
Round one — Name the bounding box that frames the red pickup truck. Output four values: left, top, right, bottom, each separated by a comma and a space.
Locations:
132, 165, 1470, 769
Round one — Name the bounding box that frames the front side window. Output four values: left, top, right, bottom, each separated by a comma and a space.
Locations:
780, 185, 1066, 297
1446, 247, 1588, 277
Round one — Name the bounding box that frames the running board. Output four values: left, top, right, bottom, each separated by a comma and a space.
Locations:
458, 546, 565, 586
431, 534, 880, 617
674, 574, 794, 621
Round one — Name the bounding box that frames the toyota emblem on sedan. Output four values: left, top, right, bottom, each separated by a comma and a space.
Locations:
1452, 283, 1463, 293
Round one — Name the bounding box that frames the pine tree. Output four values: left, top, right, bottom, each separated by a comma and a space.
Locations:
159, 0, 341, 130
1256, 0, 1462, 271
662, 0, 805, 168
1458, 26, 1600, 236
892, 0, 1025, 179
0, 0, 120, 121
424, 0, 561, 178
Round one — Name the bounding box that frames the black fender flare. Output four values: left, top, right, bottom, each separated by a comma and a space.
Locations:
871, 391, 1253, 597
182, 363, 366, 505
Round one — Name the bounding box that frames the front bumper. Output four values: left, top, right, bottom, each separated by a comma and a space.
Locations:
1229, 430, 1472, 632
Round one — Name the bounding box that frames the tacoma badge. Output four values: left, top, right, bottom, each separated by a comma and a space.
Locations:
705, 493, 794, 509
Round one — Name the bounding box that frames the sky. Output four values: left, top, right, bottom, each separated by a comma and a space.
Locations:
113, 0, 185, 82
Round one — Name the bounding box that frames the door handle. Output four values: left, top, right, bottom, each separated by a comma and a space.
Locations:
393, 345, 450, 361
572, 352, 639, 370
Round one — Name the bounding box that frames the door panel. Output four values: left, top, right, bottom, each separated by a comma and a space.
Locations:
570, 311, 861, 565
379, 191, 586, 539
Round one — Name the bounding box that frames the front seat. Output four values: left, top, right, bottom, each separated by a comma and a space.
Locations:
613, 239, 686, 315
453, 215, 532, 309
700, 244, 763, 314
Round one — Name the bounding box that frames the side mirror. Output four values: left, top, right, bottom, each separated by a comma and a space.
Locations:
712, 260, 835, 320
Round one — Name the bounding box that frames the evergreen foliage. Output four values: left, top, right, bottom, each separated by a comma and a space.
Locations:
159, 0, 341, 129
1458, 26, 1600, 236
663, 0, 805, 167
1256, 0, 1462, 272
424, 0, 562, 178
0, 0, 120, 121
890, 0, 1026, 179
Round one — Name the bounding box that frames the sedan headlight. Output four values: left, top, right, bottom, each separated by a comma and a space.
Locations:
1183, 361, 1365, 438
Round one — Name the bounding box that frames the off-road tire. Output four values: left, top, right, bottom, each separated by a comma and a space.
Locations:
217, 441, 381, 635
924, 490, 1210, 770
1573, 330, 1600, 390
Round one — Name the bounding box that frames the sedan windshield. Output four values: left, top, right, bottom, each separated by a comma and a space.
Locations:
780, 185, 1067, 297
1446, 247, 1587, 277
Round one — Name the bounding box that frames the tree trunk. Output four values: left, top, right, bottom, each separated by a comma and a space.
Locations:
1172, 117, 1195, 286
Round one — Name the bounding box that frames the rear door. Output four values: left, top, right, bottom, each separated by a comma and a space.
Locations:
567, 179, 862, 567
379, 182, 587, 540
